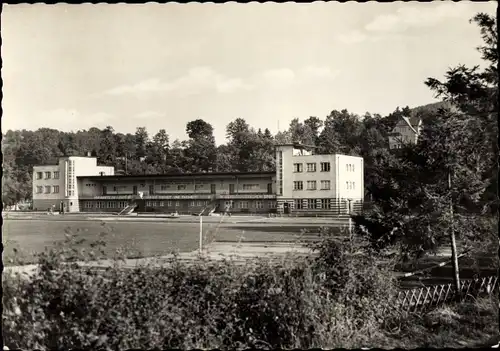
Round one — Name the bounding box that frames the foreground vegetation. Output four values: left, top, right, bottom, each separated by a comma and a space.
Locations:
3, 228, 498, 349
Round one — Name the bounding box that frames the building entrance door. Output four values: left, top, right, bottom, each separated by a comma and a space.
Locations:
284, 202, 290, 214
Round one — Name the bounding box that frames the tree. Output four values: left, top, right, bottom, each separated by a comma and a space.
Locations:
134, 127, 149, 159
184, 119, 217, 173
303, 116, 323, 146
99, 126, 116, 165
146, 129, 170, 172
425, 12, 498, 214
355, 13, 498, 284
318, 109, 363, 155
287, 118, 316, 146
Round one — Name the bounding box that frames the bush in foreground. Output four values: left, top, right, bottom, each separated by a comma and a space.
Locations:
4, 227, 496, 349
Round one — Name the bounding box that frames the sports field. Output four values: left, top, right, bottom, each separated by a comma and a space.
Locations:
3, 215, 346, 265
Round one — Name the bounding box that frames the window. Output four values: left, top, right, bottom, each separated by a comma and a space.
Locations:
159, 201, 164, 207
195, 184, 204, 190
295, 200, 303, 210
346, 164, 349, 172
190, 201, 195, 207
268, 201, 277, 209
255, 201, 263, 209
307, 199, 316, 209
45, 172, 51, 179
293, 181, 303, 190
346, 181, 349, 190
44, 186, 51, 194
320, 162, 331, 172
293, 163, 303, 173
113, 186, 117, 192
36, 172, 43, 180
307, 181, 317, 190
321, 199, 330, 210
107, 202, 115, 208
161, 185, 169, 191
36, 186, 43, 193
53, 185, 59, 193
178, 184, 186, 190
175, 201, 180, 207
353, 181, 355, 190
242, 184, 259, 190
320, 180, 331, 190
53, 171, 60, 179
85, 202, 93, 208
352, 164, 355, 172
197, 201, 203, 206
307, 163, 316, 172
239, 201, 249, 209
168, 201, 173, 207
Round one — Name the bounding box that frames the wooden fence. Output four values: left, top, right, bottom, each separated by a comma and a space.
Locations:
394, 276, 498, 313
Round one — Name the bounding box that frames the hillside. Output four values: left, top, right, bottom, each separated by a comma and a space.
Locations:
410, 101, 457, 116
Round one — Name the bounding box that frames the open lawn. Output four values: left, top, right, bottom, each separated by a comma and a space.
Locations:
3, 217, 335, 265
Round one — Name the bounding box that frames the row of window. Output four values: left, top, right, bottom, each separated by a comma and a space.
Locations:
294, 199, 332, 210
293, 180, 331, 191
292, 180, 356, 191
346, 164, 355, 172
146, 200, 210, 207
86, 201, 129, 209
84, 200, 277, 209
95, 183, 264, 192
36, 171, 60, 180
36, 185, 60, 194
293, 162, 331, 173
223, 200, 277, 209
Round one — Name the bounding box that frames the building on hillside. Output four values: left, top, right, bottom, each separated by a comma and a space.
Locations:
32, 145, 364, 216
388, 115, 422, 149
32, 154, 114, 212
275, 143, 364, 215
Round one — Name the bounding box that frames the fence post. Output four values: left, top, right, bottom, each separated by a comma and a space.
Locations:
199, 215, 203, 255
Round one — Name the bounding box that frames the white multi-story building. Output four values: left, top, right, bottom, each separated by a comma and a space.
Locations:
275, 143, 364, 214
32, 155, 114, 212
32, 145, 364, 216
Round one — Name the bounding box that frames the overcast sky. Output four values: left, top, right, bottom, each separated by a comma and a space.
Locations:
2, 2, 496, 144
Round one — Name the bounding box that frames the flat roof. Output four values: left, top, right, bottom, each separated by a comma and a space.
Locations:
78, 170, 276, 181
275, 143, 318, 149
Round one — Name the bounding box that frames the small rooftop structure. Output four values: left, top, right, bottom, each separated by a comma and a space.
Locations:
275, 142, 318, 156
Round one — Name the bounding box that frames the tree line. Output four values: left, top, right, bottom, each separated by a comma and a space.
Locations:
2, 100, 416, 205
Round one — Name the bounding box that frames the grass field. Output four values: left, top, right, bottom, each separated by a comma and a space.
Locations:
3, 218, 334, 265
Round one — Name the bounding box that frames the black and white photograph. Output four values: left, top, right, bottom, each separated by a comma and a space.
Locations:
2, 2, 498, 349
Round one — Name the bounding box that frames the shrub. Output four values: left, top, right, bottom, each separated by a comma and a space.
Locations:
3, 227, 400, 350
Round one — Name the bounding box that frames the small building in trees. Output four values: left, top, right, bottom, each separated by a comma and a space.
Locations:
388, 116, 422, 149
32, 146, 364, 216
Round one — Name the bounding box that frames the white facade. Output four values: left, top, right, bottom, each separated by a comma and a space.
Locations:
275, 144, 363, 213
32, 156, 114, 212
389, 116, 422, 149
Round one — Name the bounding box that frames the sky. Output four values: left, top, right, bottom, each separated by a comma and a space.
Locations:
2, 2, 496, 144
